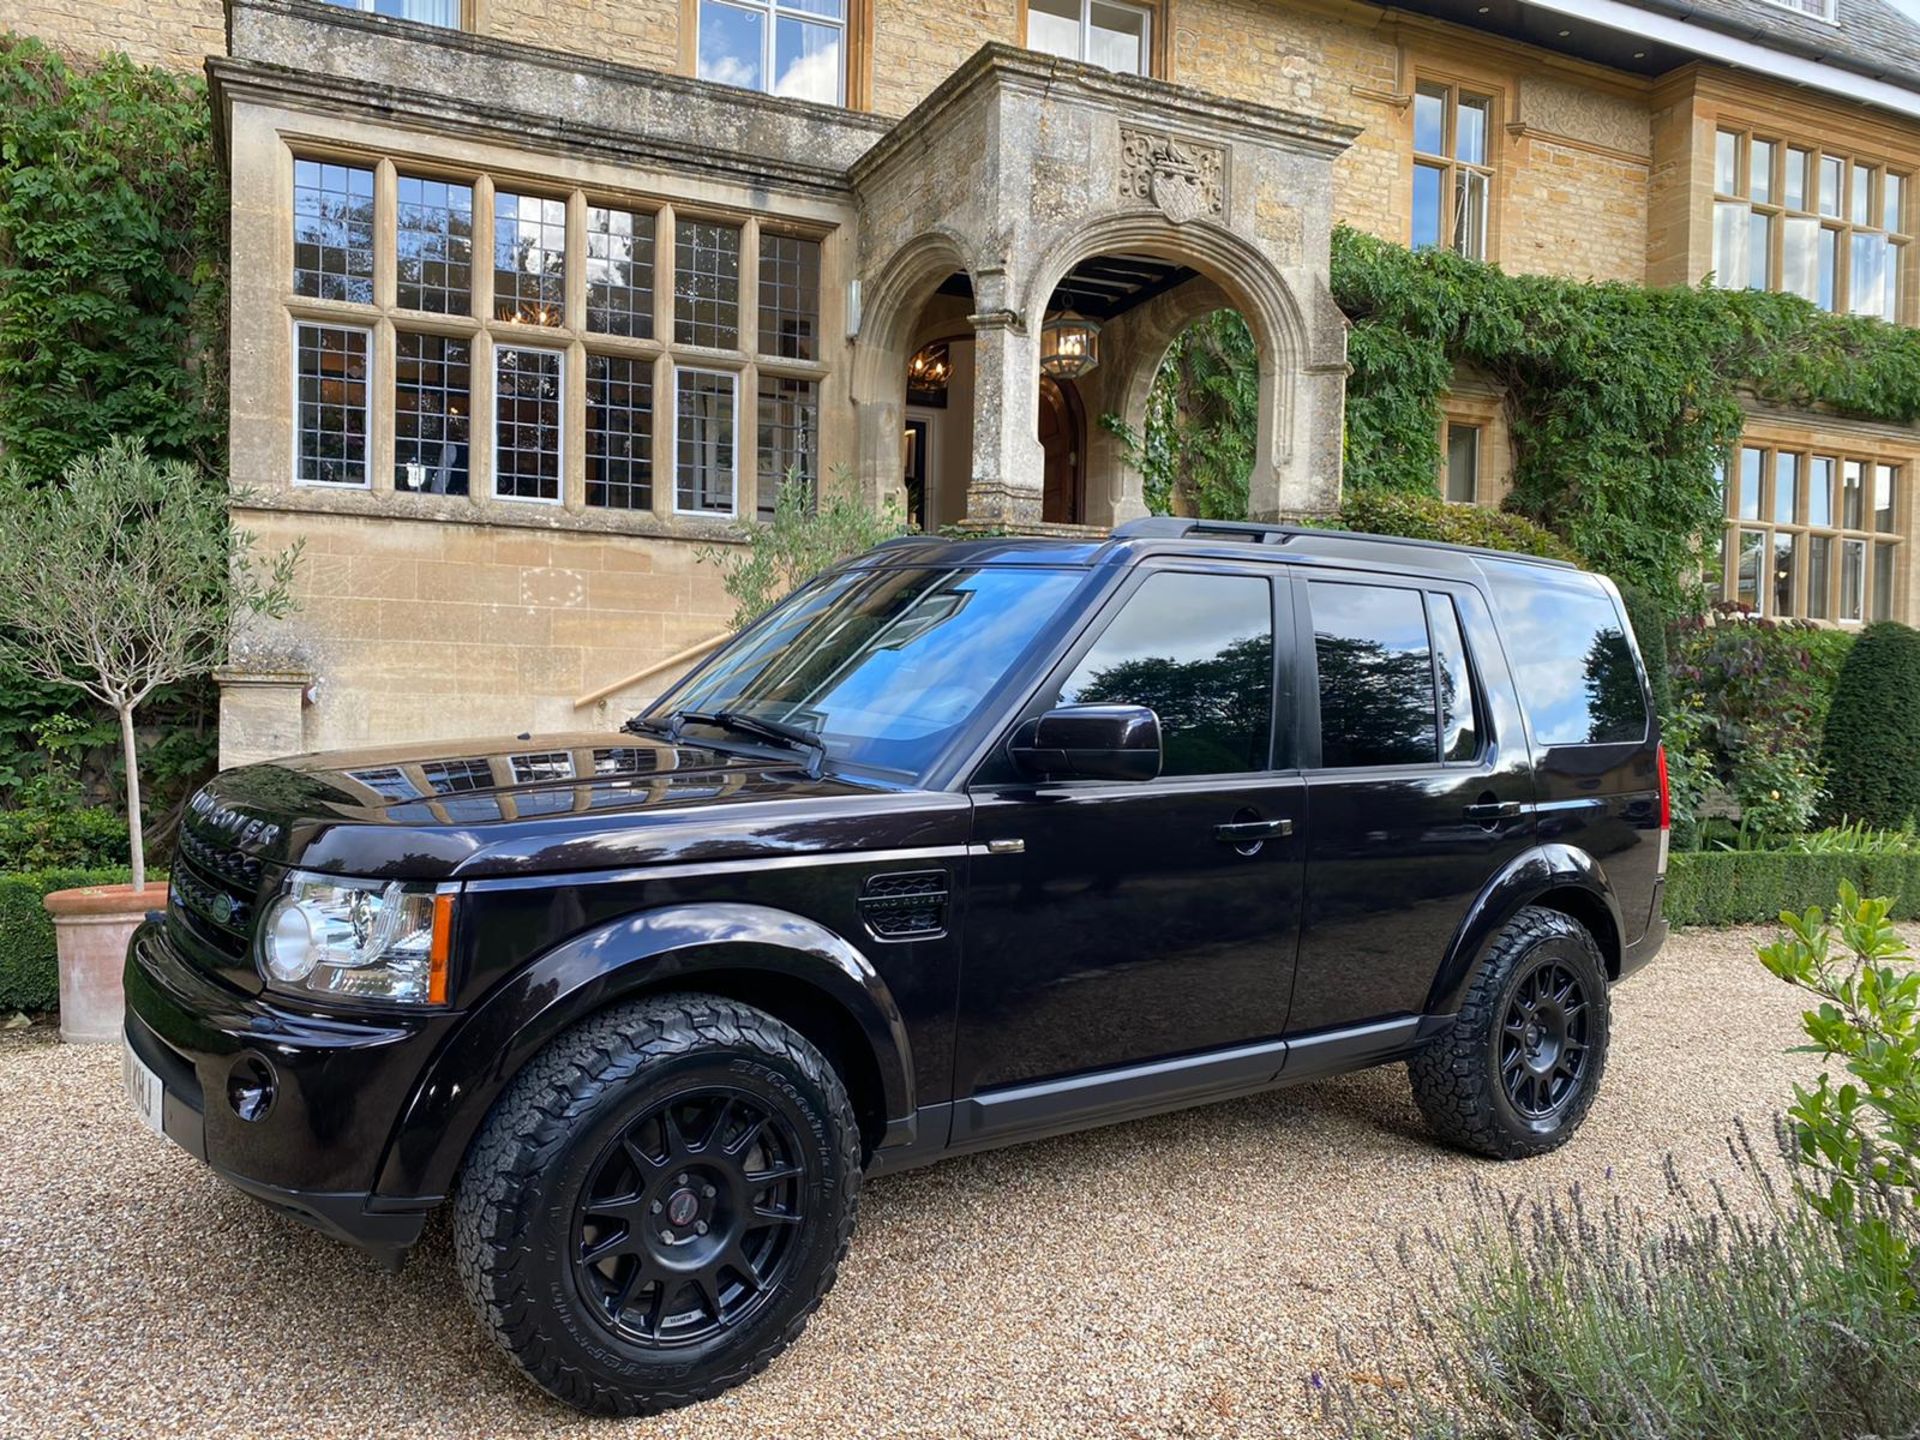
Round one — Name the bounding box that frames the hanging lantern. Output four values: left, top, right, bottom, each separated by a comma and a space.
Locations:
906, 341, 952, 398
1039, 309, 1102, 381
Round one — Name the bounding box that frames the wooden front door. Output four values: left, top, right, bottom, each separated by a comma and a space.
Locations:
1038, 374, 1085, 525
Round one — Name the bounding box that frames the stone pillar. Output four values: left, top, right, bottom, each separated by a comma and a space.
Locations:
963, 270, 1047, 528
216, 668, 312, 770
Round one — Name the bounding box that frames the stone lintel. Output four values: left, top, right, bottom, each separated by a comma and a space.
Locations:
219, 0, 888, 193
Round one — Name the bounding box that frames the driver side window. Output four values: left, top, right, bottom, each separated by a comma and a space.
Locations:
1053, 571, 1275, 776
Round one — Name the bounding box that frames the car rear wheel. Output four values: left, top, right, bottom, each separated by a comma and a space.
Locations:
1407, 905, 1611, 1159
454, 993, 861, 1415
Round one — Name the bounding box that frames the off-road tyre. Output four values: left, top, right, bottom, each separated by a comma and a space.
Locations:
1408, 905, 1611, 1160
454, 993, 861, 1415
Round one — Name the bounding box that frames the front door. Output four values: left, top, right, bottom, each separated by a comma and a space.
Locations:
953, 565, 1305, 1143
1038, 374, 1084, 524
1286, 572, 1537, 1035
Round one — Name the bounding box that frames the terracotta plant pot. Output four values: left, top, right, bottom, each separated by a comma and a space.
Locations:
43, 883, 168, 1045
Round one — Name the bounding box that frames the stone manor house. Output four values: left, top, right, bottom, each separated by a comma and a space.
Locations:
7, 0, 1920, 764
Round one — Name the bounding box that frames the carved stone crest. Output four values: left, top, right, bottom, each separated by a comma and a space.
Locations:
1119, 128, 1227, 224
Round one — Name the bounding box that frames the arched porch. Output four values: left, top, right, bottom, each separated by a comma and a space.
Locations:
848, 45, 1355, 531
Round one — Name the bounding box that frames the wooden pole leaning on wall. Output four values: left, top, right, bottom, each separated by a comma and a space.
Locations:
573, 631, 733, 711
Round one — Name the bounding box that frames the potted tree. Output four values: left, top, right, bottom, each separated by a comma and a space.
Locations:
0, 438, 298, 1042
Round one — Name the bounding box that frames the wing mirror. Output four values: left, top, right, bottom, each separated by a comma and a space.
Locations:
1009, 705, 1162, 783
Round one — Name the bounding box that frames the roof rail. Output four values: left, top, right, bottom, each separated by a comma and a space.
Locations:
1109, 514, 1579, 569
1110, 517, 1302, 545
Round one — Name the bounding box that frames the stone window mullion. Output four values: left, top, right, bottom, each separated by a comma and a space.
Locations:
739, 218, 761, 520
651, 202, 677, 523
564, 191, 589, 511
371, 316, 397, 496
738, 217, 761, 357
374, 159, 398, 311
564, 337, 588, 512
471, 174, 497, 512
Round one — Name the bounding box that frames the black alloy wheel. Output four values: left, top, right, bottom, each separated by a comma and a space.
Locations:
1498, 958, 1590, 1120
1407, 904, 1612, 1159
456, 993, 861, 1416
573, 1087, 808, 1347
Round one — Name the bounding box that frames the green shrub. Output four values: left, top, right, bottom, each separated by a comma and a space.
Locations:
1800, 625, 1857, 733
1760, 884, 1920, 1286
1327, 488, 1577, 563
0, 36, 226, 481
1788, 821, 1920, 854
1324, 1137, 1920, 1439
0, 806, 128, 870
0, 867, 136, 1012
1665, 848, 1920, 926
1670, 610, 1827, 845
696, 470, 909, 630
1819, 621, 1920, 829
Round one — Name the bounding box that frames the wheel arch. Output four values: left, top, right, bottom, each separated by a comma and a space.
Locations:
372, 901, 914, 1203
1426, 845, 1625, 1016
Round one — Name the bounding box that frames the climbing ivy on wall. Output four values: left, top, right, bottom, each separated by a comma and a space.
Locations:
1332, 226, 1920, 612
1107, 309, 1259, 521
1134, 227, 1920, 613
0, 35, 228, 482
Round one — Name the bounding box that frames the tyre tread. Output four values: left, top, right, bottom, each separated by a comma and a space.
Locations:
1407, 905, 1610, 1161
452, 993, 861, 1416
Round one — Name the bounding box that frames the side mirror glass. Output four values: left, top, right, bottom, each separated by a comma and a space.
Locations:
1009, 704, 1162, 783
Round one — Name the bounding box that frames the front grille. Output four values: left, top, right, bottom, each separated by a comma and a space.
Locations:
858, 870, 949, 940
177, 824, 264, 890
168, 829, 264, 961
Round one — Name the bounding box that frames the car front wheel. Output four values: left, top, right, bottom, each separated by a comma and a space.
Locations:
1408, 905, 1611, 1159
454, 993, 862, 1415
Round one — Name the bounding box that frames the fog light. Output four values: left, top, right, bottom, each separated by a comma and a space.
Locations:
227, 1055, 277, 1122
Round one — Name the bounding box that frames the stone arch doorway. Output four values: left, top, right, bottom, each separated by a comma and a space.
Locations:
1026, 217, 1323, 528
850, 52, 1354, 530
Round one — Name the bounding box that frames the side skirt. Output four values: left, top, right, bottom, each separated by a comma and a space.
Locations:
865, 1013, 1455, 1174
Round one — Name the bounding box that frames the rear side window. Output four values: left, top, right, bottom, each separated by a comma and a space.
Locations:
1054, 571, 1274, 776
1308, 581, 1438, 768
1430, 594, 1479, 761
1485, 567, 1647, 746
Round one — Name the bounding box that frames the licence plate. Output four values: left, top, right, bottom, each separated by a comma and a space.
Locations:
122, 1039, 165, 1138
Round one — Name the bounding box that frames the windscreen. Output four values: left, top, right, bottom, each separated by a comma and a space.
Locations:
649, 565, 1086, 777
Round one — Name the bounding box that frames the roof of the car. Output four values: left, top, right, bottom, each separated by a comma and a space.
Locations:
855, 518, 1586, 584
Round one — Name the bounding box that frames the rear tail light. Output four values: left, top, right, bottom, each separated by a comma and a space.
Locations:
1655, 743, 1672, 876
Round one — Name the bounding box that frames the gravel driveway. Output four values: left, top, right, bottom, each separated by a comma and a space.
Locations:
0, 925, 1846, 1440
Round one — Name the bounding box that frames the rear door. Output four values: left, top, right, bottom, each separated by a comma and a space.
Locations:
953, 564, 1306, 1129
1287, 571, 1536, 1034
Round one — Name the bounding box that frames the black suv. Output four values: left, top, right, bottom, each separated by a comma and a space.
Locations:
124, 518, 1668, 1414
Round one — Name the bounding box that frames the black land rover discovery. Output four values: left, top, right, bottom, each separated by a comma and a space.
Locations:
124, 517, 1668, 1414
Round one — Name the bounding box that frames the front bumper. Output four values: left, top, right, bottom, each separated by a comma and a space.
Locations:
122, 919, 444, 1264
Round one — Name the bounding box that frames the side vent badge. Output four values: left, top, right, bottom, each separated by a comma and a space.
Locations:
858, 870, 950, 941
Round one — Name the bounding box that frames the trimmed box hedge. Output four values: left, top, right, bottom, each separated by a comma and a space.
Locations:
1664, 850, 1920, 928
0, 868, 135, 1012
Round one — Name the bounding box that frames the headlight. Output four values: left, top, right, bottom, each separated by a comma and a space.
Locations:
258, 871, 452, 1005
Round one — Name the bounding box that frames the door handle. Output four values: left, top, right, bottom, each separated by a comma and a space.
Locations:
1463, 801, 1523, 821
1214, 818, 1293, 843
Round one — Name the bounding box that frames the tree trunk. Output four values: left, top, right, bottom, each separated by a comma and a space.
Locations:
118, 703, 146, 892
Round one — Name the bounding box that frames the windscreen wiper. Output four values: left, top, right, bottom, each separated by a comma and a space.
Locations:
661, 708, 828, 778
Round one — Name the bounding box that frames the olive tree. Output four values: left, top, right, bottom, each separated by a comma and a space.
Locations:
0, 438, 300, 889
